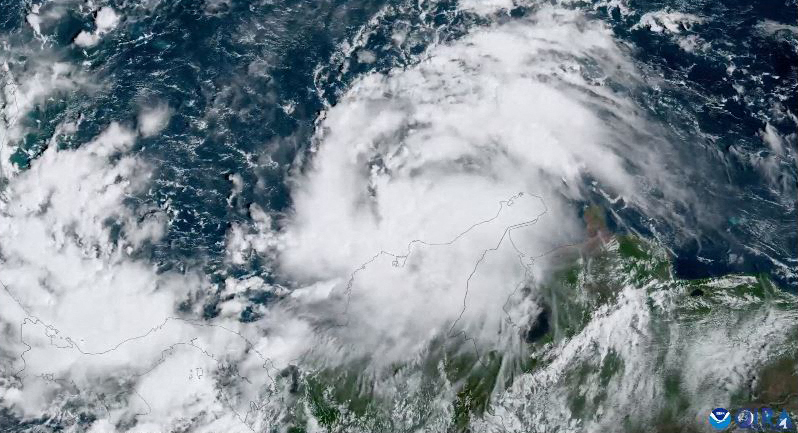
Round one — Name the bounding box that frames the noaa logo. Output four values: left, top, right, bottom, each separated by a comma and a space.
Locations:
708, 407, 795, 431
709, 408, 732, 430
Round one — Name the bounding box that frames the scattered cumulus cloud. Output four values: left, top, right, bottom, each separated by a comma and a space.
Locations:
633, 9, 706, 52
0, 56, 86, 176
634, 9, 703, 34
137, 103, 173, 137
74, 7, 120, 48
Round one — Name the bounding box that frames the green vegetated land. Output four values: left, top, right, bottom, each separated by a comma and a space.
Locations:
278, 207, 798, 433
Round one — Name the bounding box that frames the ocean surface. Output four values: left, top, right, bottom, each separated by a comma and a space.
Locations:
0, 0, 796, 431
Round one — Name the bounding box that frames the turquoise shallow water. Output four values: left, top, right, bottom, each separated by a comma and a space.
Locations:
2, 0, 795, 291
0, 0, 796, 429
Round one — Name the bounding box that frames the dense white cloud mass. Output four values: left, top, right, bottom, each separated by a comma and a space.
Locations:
0, 5, 682, 426
226, 204, 281, 266
0, 123, 287, 430
0, 124, 172, 412
458, 0, 515, 16
1, 1, 793, 432
0, 123, 164, 334
634, 9, 703, 34
278, 7, 680, 364
137, 104, 172, 137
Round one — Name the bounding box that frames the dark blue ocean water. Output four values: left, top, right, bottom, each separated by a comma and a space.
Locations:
0, 0, 796, 430
1, 0, 795, 302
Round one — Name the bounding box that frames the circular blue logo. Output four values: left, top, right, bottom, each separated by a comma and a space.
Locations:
736, 409, 755, 428
709, 408, 732, 430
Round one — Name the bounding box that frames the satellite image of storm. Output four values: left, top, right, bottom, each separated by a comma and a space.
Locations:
0, 0, 797, 432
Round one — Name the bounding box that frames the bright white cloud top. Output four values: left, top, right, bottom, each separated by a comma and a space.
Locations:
0, 0, 795, 432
